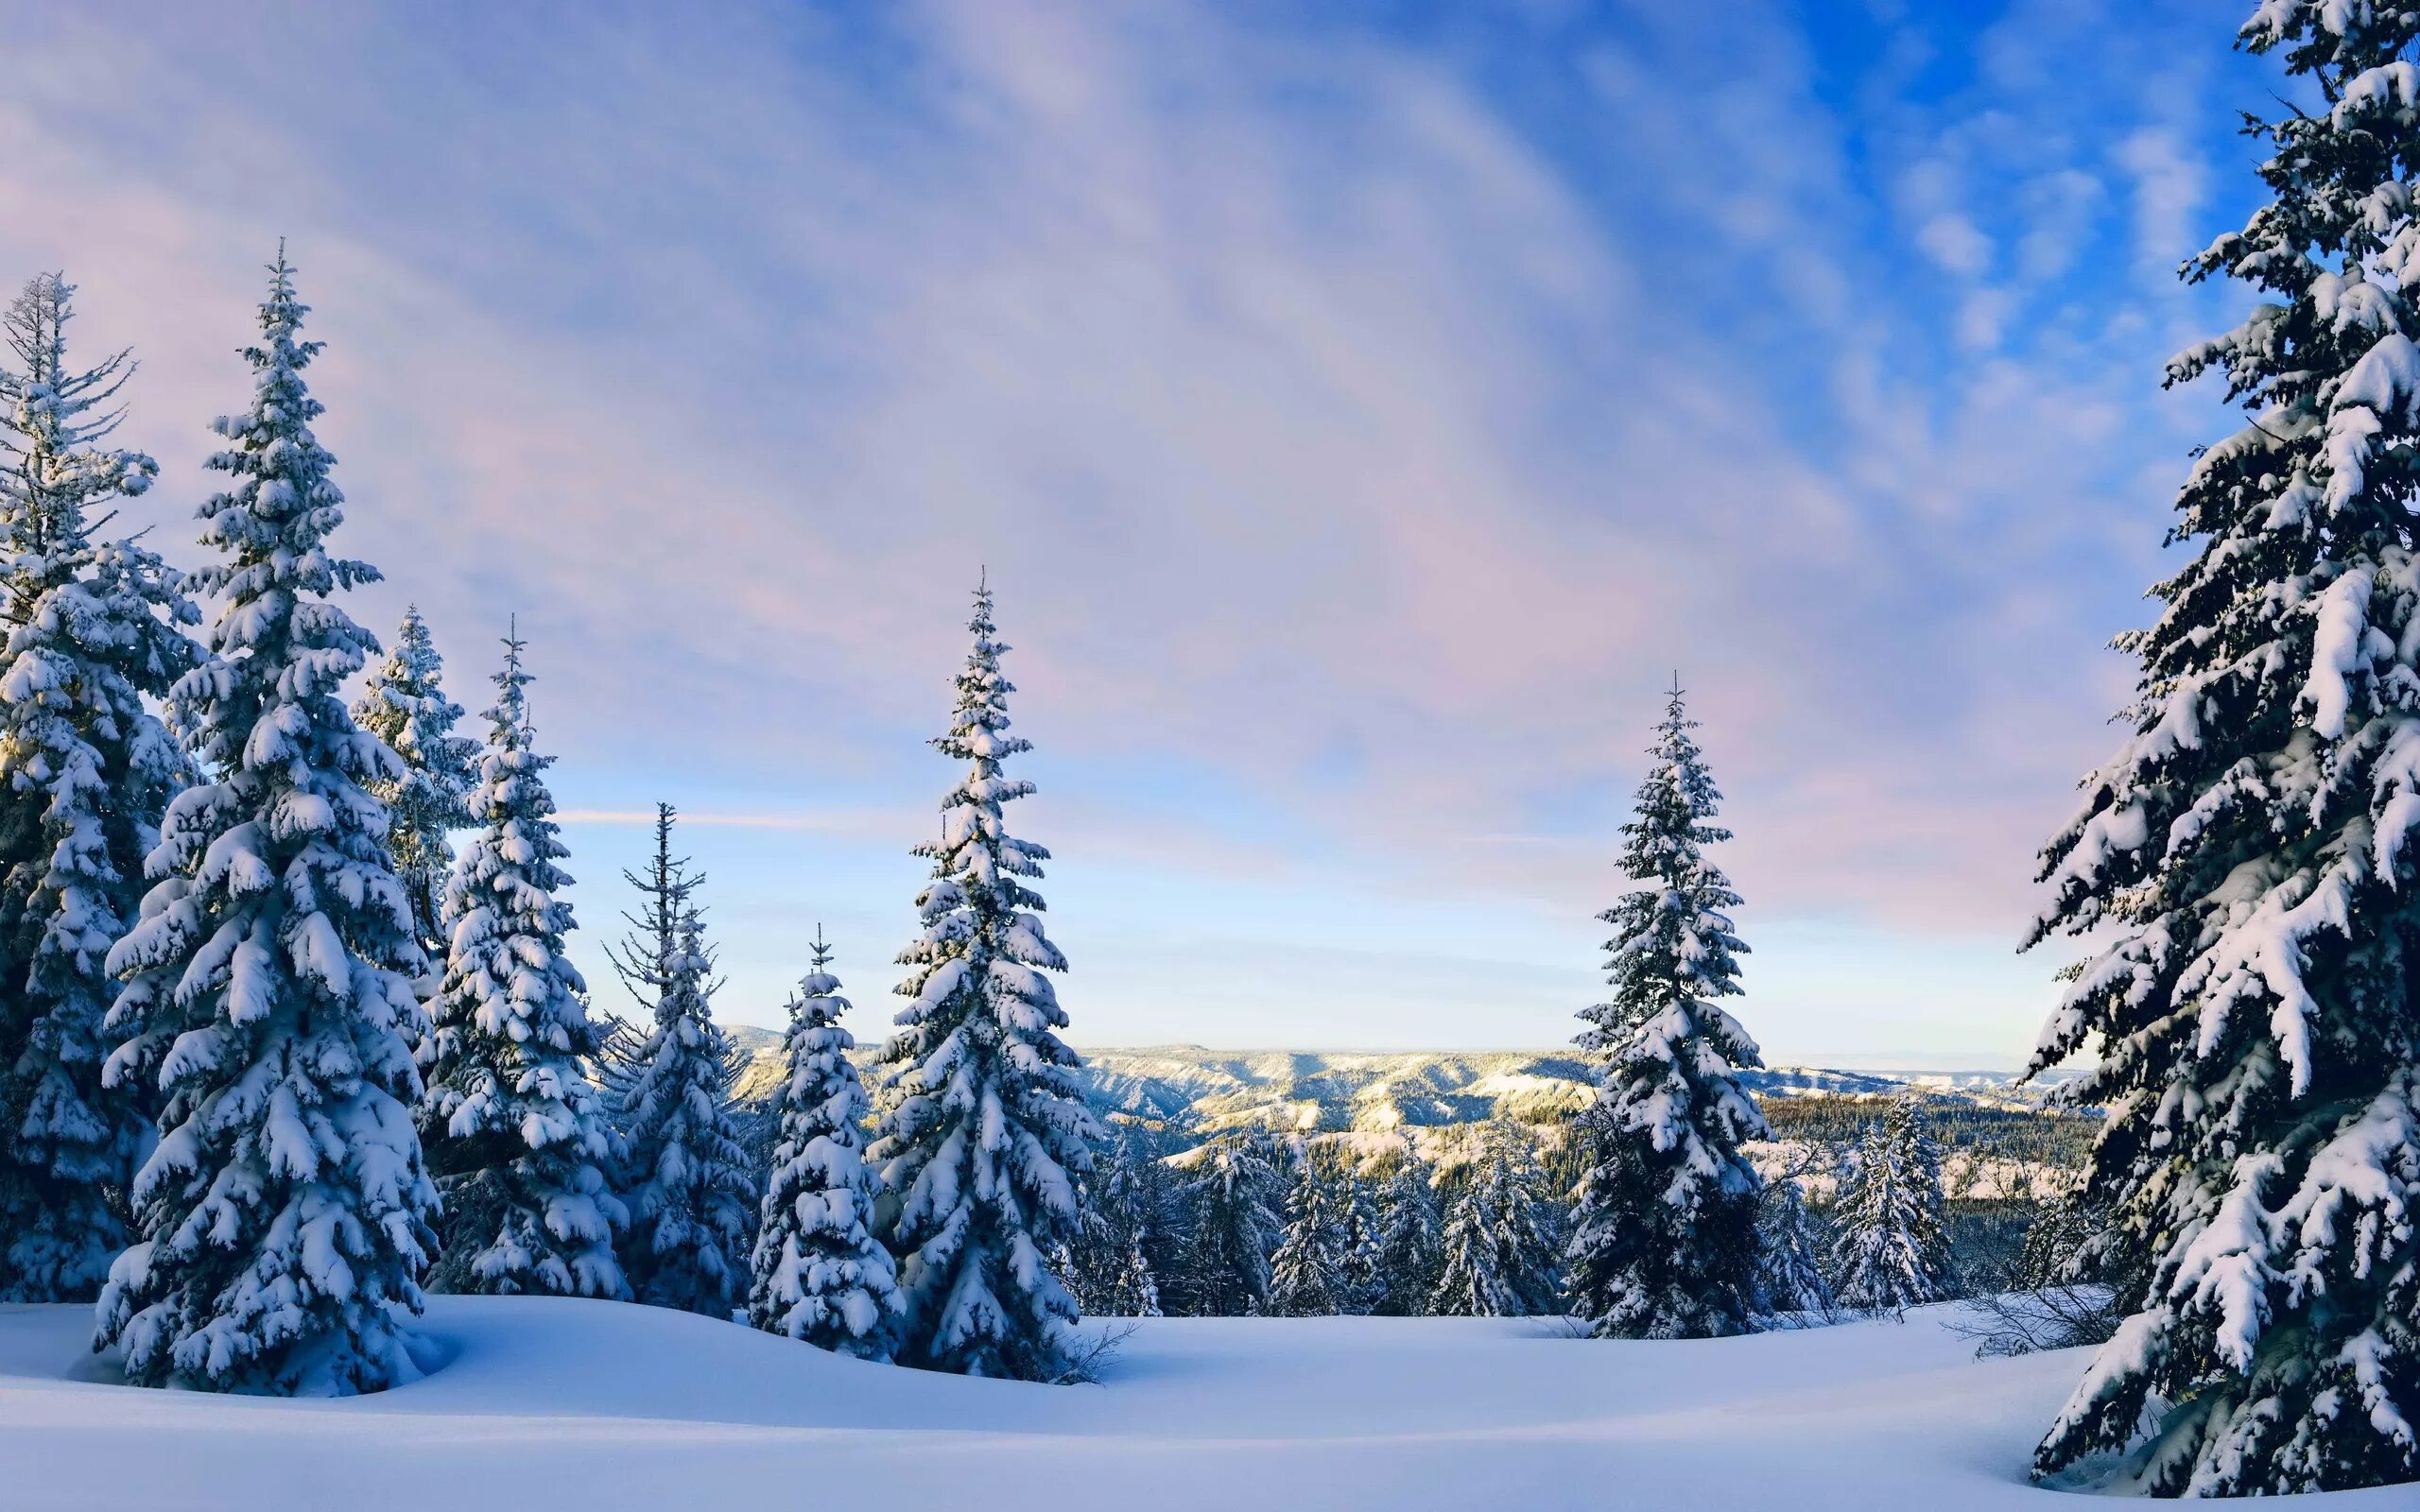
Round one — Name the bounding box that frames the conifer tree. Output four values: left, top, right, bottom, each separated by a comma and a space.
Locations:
95, 252, 438, 1395
1267, 1149, 1346, 1316
2020, 5, 2420, 1492
1068, 1128, 1162, 1318
614, 897, 754, 1316
0, 272, 198, 1302
1751, 1175, 1833, 1318
1564, 679, 1765, 1339
1335, 1163, 1383, 1315
1430, 1121, 1561, 1318
418, 627, 624, 1298
352, 606, 473, 970
1827, 1096, 1949, 1314
870, 581, 1100, 1379
1369, 1153, 1443, 1316
748, 931, 901, 1357
1177, 1132, 1281, 1316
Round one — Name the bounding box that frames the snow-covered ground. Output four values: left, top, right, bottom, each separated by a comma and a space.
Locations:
0, 1299, 2398, 1509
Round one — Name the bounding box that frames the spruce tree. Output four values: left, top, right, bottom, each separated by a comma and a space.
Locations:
352, 606, 473, 970
748, 931, 901, 1357
1827, 1096, 1949, 1314
418, 627, 625, 1299
2021, 4, 2420, 1492
95, 252, 438, 1395
1178, 1132, 1281, 1317
1267, 1149, 1346, 1316
870, 581, 1100, 1379
1369, 1153, 1443, 1316
1430, 1121, 1561, 1318
1068, 1128, 1162, 1318
1335, 1163, 1383, 1315
0, 272, 199, 1302
1751, 1175, 1833, 1318
1564, 679, 1765, 1339
614, 896, 754, 1316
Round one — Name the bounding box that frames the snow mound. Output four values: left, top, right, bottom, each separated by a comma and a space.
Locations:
0, 1299, 2395, 1509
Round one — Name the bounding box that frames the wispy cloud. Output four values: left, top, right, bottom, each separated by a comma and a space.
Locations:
0, 0, 2263, 1052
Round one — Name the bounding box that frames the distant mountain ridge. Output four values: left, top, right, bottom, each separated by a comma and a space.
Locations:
723, 1033, 2079, 1129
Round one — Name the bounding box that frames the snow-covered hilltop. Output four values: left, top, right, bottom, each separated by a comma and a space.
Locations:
729, 1037, 2076, 1130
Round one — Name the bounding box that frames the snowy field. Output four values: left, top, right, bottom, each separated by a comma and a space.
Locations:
0, 1300, 2399, 1510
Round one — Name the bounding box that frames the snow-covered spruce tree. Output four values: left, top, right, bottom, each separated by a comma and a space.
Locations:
352, 605, 472, 971
1179, 1131, 1281, 1316
95, 252, 439, 1395
1267, 1148, 1347, 1316
1827, 1096, 1948, 1315
1068, 1127, 1162, 1318
1369, 1152, 1443, 1316
0, 273, 199, 1302
1752, 1176, 1833, 1319
1564, 679, 1765, 1340
418, 628, 625, 1299
748, 930, 901, 1357
1336, 1162, 1383, 1314
2020, 6, 2420, 1493
614, 897, 754, 1316
1431, 1122, 1561, 1318
1124, 1128, 1184, 1313
870, 582, 1100, 1379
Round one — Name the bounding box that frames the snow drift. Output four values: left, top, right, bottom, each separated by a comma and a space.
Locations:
0, 1298, 2403, 1509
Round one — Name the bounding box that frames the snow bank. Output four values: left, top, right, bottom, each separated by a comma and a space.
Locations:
0, 1298, 2397, 1509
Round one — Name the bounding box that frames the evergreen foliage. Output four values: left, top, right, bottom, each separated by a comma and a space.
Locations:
419, 627, 624, 1298
1751, 1175, 1834, 1319
0, 272, 198, 1301
1335, 1163, 1383, 1315
1431, 1122, 1560, 1318
1368, 1154, 1443, 1316
1267, 1149, 1348, 1317
94, 253, 438, 1395
869, 582, 1100, 1380
1564, 680, 1765, 1339
747, 931, 901, 1357
611, 854, 754, 1317
352, 606, 473, 969
1828, 1096, 1950, 1314
1067, 1127, 1162, 1318
2019, 3, 2420, 1492
1178, 1132, 1281, 1317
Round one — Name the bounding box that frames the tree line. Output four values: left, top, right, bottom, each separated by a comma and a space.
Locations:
1061, 1091, 1969, 1325
0, 256, 1096, 1388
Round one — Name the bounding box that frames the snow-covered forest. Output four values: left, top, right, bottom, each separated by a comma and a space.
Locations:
5, 0, 2420, 1505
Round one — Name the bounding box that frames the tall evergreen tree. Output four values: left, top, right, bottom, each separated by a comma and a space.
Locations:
95, 252, 438, 1395
870, 581, 1100, 1380
614, 897, 753, 1317
2021, 4, 2420, 1493
748, 931, 901, 1357
352, 606, 473, 970
1827, 1096, 1949, 1314
1335, 1161, 1383, 1315
1067, 1127, 1162, 1318
1751, 1175, 1833, 1318
1267, 1148, 1346, 1317
0, 272, 198, 1302
1177, 1132, 1280, 1317
1564, 679, 1765, 1340
1431, 1121, 1561, 1318
1369, 1152, 1443, 1316
418, 627, 624, 1299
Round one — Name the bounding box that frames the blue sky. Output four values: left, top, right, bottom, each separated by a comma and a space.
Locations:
0, 1, 2269, 1064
